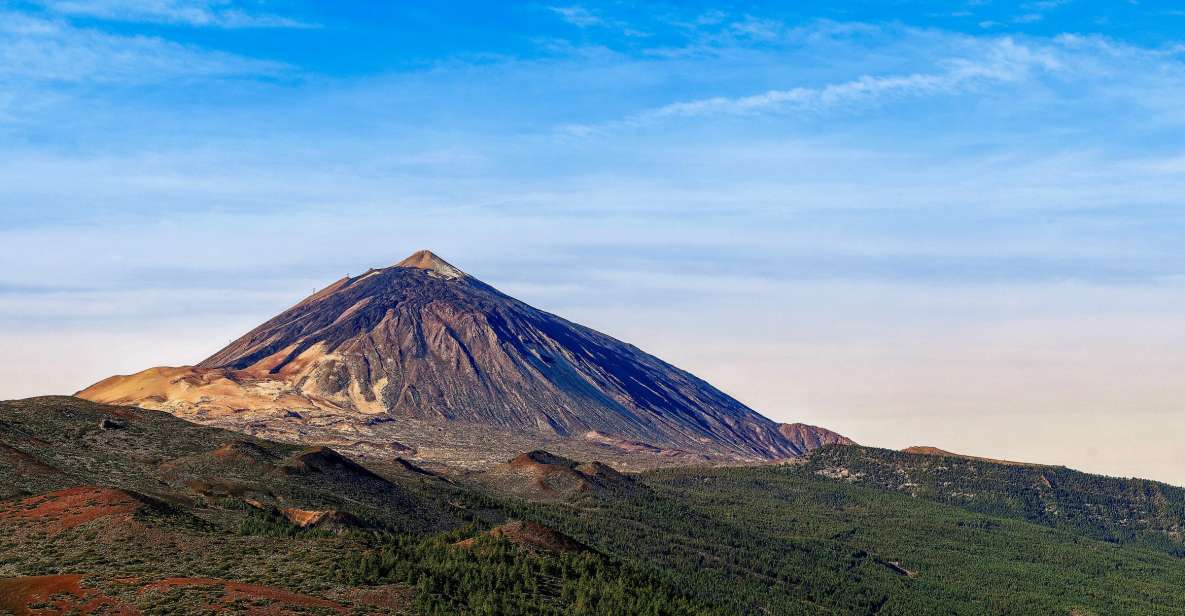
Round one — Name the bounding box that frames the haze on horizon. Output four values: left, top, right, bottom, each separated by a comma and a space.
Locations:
2, 1, 1185, 485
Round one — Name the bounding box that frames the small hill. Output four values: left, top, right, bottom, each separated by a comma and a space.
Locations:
477, 450, 642, 502
455, 520, 593, 555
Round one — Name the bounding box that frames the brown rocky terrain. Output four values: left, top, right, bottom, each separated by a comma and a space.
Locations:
79, 250, 846, 469
0, 573, 373, 615
0, 487, 167, 535
0, 574, 139, 616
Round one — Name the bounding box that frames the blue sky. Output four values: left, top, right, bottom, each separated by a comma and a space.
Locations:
3, 1, 1185, 484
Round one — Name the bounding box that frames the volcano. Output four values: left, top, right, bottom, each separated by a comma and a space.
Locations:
80, 250, 840, 466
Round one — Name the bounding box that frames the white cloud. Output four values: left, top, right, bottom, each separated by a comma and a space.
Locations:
547, 5, 604, 28
0, 10, 289, 127
0, 12, 286, 85
545, 5, 647, 37
37, 0, 315, 29
727, 15, 782, 40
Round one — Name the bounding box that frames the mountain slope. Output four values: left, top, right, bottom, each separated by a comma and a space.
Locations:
80, 250, 814, 464
0, 396, 454, 530
0, 396, 717, 615
5, 397, 1184, 615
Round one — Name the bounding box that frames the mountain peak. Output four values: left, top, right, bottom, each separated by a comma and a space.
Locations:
80, 250, 812, 464
394, 250, 466, 280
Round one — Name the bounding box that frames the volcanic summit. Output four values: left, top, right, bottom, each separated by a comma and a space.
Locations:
80, 250, 840, 467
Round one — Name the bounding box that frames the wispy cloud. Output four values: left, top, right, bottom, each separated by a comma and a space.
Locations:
0, 12, 286, 84
726, 15, 782, 41
548, 5, 603, 28
546, 5, 647, 37
1032, 0, 1071, 9
36, 0, 315, 29
0, 10, 288, 128
562, 36, 1060, 135
2, 3, 1185, 484
1012, 0, 1071, 24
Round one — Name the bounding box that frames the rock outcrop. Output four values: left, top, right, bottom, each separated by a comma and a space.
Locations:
778, 423, 854, 453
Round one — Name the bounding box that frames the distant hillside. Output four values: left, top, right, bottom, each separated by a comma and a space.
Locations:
506, 462, 1185, 615
803, 444, 1185, 556
901, 445, 1035, 466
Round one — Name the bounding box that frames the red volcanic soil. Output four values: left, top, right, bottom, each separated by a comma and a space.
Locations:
0, 574, 369, 615
141, 577, 349, 614
0, 487, 142, 533
0, 574, 138, 615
